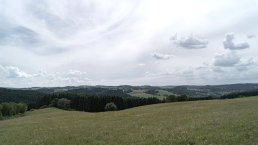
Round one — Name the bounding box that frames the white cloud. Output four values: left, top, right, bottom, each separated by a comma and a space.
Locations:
223, 33, 250, 50
0, 65, 92, 87
213, 52, 240, 67
67, 70, 87, 76
138, 63, 146, 66
0, 65, 32, 78
152, 53, 173, 60
173, 34, 208, 49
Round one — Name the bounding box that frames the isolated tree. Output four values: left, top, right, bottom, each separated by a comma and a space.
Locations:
50, 98, 59, 107
57, 98, 71, 110
105, 102, 117, 111
166, 94, 177, 102
1, 103, 14, 116
177, 94, 188, 102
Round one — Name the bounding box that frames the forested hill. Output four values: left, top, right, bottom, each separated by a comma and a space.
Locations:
166, 83, 258, 98
0, 88, 44, 103
1, 83, 258, 107
0, 87, 132, 107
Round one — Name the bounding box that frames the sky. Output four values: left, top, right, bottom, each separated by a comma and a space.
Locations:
0, 0, 258, 88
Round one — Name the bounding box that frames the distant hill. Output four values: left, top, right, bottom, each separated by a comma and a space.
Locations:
166, 83, 258, 98
0, 88, 45, 108
1, 83, 258, 105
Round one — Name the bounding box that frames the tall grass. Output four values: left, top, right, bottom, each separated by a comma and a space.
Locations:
1, 96, 258, 145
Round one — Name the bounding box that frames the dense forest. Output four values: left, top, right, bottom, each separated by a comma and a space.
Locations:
0, 88, 44, 108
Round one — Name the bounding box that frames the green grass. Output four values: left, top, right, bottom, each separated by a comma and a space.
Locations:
1, 97, 258, 145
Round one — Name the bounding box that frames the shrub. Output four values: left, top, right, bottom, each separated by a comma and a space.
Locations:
17, 103, 28, 113
57, 98, 71, 110
1, 103, 15, 116
49, 98, 58, 107
105, 102, 117, 111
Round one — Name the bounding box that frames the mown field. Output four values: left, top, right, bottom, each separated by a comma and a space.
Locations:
1, 97, 258, 145
128, 89, 173, 100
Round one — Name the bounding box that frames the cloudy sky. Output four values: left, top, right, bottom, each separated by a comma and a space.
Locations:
0, 0, 258, 88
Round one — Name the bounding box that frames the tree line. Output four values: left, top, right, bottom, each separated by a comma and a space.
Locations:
37, 93, 162, 112
0, 102, 28, 119
166, 94, 213, 102
220, 89, 258, 99
37, 93, 216, 112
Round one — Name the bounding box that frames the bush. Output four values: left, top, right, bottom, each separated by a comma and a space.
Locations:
1, 103, 14, 116
17, 103, 28, 113
105, 102, 117, 111
0, 102, 28, 117
57, 98, 71, 110
49, 98, 58, 107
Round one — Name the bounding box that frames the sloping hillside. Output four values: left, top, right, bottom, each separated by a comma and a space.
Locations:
1, 97, 258, 145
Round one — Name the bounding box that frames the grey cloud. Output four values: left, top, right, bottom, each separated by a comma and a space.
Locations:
214, 52, 240, 67
27, 0, 137, 38
152, 53, 173, 60
28, 1, 80, 37
236, 58, 254, 71
247, 35, 256, 39
212, 67, 224, 73
0, 26, 39, 46
223, 33, 250, 50
170, 33, 177, 40
0, 22, 63, 55
174, 34, 208, 49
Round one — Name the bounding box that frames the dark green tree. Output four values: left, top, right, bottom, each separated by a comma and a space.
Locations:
17, 103, 28, 113
49, 98, 59, 107
177, 95, 188, 102
57, 98, 71, 110
166, 94, 177, 102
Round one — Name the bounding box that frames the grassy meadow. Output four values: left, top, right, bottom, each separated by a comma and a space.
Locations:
128, 89, 173, 100
1, 97, 258, 145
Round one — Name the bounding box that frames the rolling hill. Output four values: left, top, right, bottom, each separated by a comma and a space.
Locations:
1, 96, 258, 145
2, 83, 258, 105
